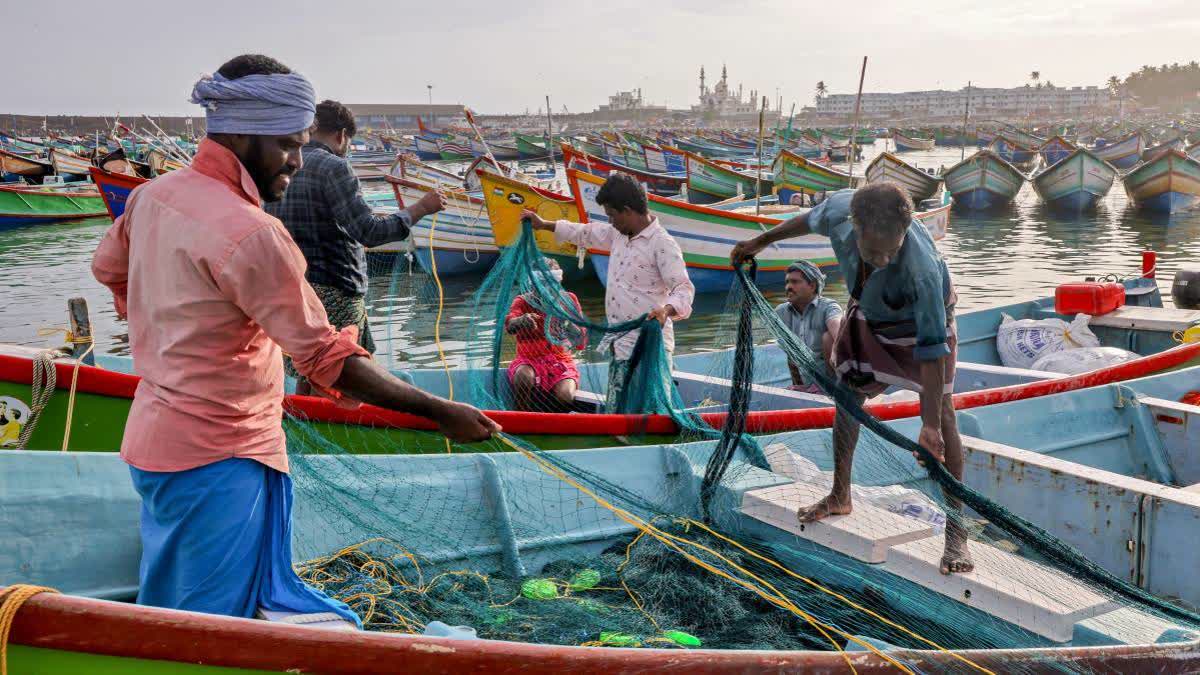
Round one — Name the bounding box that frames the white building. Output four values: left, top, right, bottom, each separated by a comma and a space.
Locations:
596, 88, 668, 114
814, 85, 1111, 119
691, 65, 761, 117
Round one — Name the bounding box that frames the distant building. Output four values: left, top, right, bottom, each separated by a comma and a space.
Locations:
344, 103, 464, 130
595, 88, 668, 115
691, 65, 762, 118
814, 85, 1111, 119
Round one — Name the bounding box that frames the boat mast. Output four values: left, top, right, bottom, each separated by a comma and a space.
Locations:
847, 56, 868, 182
544, 95, 555, 169
756, 95, 766, 216
961, 81, 972, 161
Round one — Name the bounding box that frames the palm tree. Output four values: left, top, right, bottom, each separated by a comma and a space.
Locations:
814, 80, 827, 105
1106, 76, 1121, 94
1029, 71, 1040, 86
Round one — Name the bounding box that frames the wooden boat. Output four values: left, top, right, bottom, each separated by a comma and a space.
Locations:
0, 147, 53, 181
1140, 138, 1187, 165
941, 149, 1026, 211
146, 148, 187, 175
1121, 149, 1200, 214
770, 149, 853, 205
671, 136, 747, 160
683, 151, 771, 203
890, 130, 935, 152
560, 144, 686, 197
382, 175, 498, 275
1031, 148, 1117, 212
410, 135, 443, 161
7, 359, 1200, 670
0, 183, 107, 228
89, 166, 148, 219
468, 137, 522, 161
987, 136, 1037, 167
1037, 136, 1076, 167
864, 152, 941, 202
643, 144, 686, 174
513, 133, 560, 160
436, 138, 475, 161
476, 168, 589, 280
390, 154, 465, 190
47, 148, 92, 177
1094, 132, 1145, 170
416, 117, 451, 139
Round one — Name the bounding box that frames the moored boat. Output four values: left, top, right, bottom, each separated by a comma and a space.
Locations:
683, 151, 771, 203
47, 148, 93, 178
890, 130, 935, 152
0, 183, 108, 228
941, 149, 1026, 211
513, 132, 560, 160
0, 147, 53, 181
560, 144, 686, 197
89, 166, 148, 219
1037, 136, 1076, 166
1121, 148, 1200, 214
770, 149, 853, 205
476, 168, 589, 280
382, 174, 498, 275
987, 135, 1037, 167
1094, 132, 1145, 170
1031, 147, 1117, 212
864, 152, 941, 202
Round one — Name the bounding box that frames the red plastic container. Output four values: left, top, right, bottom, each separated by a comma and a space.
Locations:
1055, 282, 1125, 316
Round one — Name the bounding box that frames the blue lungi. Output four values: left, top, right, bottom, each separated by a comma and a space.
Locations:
129, 457, 359, 625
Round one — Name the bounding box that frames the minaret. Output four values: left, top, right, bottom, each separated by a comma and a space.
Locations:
699, 66, 706, 98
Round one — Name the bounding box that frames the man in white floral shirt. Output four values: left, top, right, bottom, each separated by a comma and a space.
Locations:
524, 173, 695, 412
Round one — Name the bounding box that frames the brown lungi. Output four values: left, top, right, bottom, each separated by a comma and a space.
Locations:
832, 297, 957, 398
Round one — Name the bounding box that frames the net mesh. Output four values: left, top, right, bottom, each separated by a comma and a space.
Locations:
281, 208, 1200, 671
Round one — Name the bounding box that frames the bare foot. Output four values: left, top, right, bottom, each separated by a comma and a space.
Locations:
797, 493, 852, 523
940, 542, 974, 575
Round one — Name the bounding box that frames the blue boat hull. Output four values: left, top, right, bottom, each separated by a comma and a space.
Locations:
1109, 154, 1141, 170
1043, 190, 1102, 212
413, 248, 499, 277
951, 188, 1009, 211
1137, 191, 1200, 214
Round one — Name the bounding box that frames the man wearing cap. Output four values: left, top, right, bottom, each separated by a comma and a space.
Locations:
92, 54, 499, 623
775, 260, 842, 392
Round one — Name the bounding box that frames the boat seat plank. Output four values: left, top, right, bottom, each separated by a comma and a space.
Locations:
882, 538, 1117, 642
1137, 396, 1200, 417
1088, 306, 1200, 333
740, 482, 936, 564
257, 609, 358, 631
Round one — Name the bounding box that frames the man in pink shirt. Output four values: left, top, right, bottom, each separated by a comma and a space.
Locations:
523, 173, 695, 412
92, 54, 498, 623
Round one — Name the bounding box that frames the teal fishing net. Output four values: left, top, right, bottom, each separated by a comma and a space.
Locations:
280, 221, 1200, 670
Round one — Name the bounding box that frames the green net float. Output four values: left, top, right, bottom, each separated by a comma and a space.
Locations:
662, 630, 701, 647
520, 578, 559, 600
568, 569, 601, 591
598, 631, 641, 647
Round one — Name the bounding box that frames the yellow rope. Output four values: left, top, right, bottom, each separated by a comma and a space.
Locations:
425, 203, 453, 454
0, 585, 58, 675
497, 433, 995, 673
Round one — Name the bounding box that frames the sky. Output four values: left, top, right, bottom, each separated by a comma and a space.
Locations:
5, 0, 1199, 116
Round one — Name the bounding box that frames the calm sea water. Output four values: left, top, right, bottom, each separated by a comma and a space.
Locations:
2, 142, 1198, 366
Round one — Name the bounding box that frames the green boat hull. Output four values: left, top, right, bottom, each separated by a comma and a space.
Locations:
7, 645, 276, 674
0, 187, 108, 227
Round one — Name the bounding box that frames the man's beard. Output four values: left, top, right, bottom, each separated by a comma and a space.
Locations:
244, 137, 295, 202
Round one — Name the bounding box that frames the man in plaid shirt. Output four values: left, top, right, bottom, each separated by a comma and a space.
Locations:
266, 100, 444, 392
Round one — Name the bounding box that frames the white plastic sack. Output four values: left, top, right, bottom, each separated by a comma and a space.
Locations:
761, 445, 946, 532
1031, 346, 1140, 375
995, 313, 1100, 370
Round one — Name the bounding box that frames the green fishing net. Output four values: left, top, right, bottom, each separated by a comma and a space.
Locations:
279, 222, 1200, 672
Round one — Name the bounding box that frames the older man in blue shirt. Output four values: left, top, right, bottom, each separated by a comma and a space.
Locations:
774, 260, 843, 391
732, 183, 970, 575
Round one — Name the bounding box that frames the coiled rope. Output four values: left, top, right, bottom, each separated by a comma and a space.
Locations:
0, 585, 59, 675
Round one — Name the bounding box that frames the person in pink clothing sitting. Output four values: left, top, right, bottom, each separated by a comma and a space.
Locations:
505, 258, 587, 411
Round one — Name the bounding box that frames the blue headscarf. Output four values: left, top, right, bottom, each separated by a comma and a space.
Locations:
190, 72, 316, 135
787, 260, 826, 295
